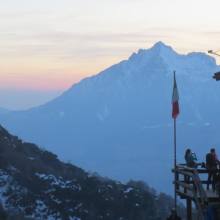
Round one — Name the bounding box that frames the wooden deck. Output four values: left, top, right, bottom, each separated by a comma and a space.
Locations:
173, 164, 220, 220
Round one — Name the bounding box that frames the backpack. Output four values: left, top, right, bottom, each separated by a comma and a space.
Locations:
206, 153, 216, 168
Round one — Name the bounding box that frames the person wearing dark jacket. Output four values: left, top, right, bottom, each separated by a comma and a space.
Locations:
206, 148, 219, 191
184, 148, 197, 168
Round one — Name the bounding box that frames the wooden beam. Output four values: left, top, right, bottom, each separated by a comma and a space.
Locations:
186, 198, 192, 220
174, 181, 194, 191
176, 190, 194, 200
175, 170, 194, 177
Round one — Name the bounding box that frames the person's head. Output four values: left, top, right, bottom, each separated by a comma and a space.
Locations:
211, 148, 216, 154
185, 148, 191, 157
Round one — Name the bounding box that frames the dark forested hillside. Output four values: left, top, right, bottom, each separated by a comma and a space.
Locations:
0, 125, 185, 219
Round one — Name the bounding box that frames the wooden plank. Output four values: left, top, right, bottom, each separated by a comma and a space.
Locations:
175, 170, 194, 177
175, 164, 209, 174
179, 180, 209, 184
176, 190, 194, 199
175, 181, 194, 191
176, 189, 219, 199
205, 190, 219, 198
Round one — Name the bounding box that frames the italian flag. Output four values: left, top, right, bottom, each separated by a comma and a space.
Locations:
172, 72, 179, 119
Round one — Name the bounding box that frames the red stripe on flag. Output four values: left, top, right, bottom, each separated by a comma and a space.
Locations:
172, 72, 180, 119
172, 101, 179, 119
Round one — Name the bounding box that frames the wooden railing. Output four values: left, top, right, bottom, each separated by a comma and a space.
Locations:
173, 164, 211, 219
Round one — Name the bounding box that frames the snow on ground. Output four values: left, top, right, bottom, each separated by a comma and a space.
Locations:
35, 173, 81, 190
0, 170, 10, 209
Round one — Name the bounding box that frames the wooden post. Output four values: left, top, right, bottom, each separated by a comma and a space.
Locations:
176, 171, 179, 191
186, 198, 192, 220
184, 174, 187, 194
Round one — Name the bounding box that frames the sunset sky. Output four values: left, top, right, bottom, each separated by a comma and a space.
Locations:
1, 0, 220, 109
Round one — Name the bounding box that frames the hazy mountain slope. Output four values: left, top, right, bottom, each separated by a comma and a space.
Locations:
0, 125, 185, 220
0, 108, 9, 114
1, 42, 220, 193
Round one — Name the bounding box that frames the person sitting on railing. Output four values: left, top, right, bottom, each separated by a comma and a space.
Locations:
184, 148, 197, 168
206, 148, 219, 191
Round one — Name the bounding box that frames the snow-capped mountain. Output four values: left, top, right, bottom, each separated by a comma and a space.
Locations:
1, 41, 220, 193
0, 125, 184, 220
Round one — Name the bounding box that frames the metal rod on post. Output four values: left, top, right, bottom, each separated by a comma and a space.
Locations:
174, 117, 177, 211
172, 70, 179, 213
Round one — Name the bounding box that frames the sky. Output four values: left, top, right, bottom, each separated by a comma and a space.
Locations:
1, 0, 220, 110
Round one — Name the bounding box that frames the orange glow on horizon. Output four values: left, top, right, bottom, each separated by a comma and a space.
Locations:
0, 54, 127, 91
0, 72, 84, 91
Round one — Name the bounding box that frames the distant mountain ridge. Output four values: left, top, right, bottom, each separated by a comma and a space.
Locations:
1, 41, 220, 193
0, 125, 185, 219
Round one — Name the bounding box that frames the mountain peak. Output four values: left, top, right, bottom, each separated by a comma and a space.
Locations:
128, 41, 177, 64
152, 41, 170, 49
150, 41, 176, 54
